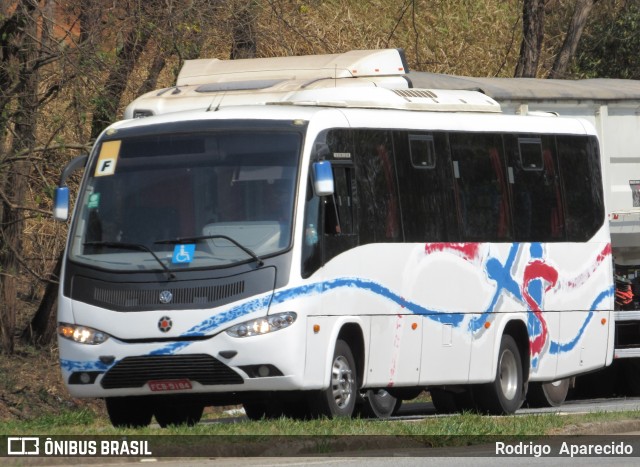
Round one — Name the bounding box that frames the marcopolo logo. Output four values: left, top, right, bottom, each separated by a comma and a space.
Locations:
158, 316, 173, 333
7, 437, 39, 455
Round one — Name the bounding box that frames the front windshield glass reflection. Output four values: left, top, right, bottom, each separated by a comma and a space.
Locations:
69, 130, 301, 272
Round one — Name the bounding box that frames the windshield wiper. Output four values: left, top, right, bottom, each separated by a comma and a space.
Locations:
154, 234, 264, 267
83, 241, 176, 279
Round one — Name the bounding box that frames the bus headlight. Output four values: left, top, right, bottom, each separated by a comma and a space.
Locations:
57, 323, 110, 345
226, 312, 297, 338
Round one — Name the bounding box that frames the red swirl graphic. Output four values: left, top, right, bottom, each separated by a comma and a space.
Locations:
522, 260, 558, 356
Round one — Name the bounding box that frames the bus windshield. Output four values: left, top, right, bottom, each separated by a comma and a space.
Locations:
69, 129, 301, 272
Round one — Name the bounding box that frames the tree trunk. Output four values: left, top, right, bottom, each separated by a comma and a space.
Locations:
136, 54, 167, 97
230, 2, 257, 59
21, 252, 62, 346
0, 0, 39, 354
515, 0, 546, 77
548, 0, 600, 79
90, 23, 152, 139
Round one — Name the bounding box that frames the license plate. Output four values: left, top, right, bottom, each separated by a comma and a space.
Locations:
148, 379, 192, 392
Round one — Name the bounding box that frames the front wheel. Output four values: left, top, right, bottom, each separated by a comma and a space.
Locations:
309, 339, 357, 418
474, 334, 524, 415
105, 396, 153, 428
154, 397, 204, 427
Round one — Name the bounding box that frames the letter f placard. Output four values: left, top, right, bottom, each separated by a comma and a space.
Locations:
95, 140, 121, 177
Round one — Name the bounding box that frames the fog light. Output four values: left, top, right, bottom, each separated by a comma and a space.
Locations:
258, 365, 270, 377
68, 371, 102, 385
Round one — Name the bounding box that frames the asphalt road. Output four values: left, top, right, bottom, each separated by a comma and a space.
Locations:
392, 396, 640, 419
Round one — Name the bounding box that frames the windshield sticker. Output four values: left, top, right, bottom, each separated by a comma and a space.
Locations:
94, 140, 121, 177
333, 152, 351, 159
172, 244, 196, 264
87, 193, 100, 209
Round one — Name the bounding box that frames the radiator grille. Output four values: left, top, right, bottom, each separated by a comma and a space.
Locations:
93, 281, 245, 307
101, 354, 244, 389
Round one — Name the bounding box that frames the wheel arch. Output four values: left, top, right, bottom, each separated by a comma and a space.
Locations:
337, 322, 365, 389
502, 319, 530, 386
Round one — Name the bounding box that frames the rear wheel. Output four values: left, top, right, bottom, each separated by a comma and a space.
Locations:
474, 334, 524, 415
356, 389, 401, 418
105, 396, 153, 428
309, 339, 357, 418
527, 378, 570, 407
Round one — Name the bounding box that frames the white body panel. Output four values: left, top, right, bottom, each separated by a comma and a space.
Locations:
60, 239, 614, 397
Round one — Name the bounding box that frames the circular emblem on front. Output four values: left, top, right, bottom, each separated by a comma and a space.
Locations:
158, 316, 173, 333
159, 290, 173, 304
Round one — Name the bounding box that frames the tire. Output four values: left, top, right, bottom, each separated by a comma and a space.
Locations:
105, 396, 153, 428
526, 378, 570, 407
243, 392, 312, 420
243, 400, 286, 420
429, 388, 457, 414
474, 334, 524, 415
355, 389, 401, 419
618, 359, 640, 397
430, 387, 476, 414
243, 401, 269, 420
154, 397, 204, 427
309, 339, 357, 418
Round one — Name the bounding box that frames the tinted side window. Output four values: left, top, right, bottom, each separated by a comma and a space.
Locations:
506, 135, 565, 242
450, 133, 511, 241
324, 166, 354, 235
354, 130, 402, 244
321, 129, 359, 264
557, 135, 604, 240
395, 131, 458, 242
301, 179, 321, 278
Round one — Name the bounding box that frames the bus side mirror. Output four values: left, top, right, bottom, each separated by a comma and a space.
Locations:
53, 154, 88, 221
53, 186, 70, 221
312, 161, 334, 196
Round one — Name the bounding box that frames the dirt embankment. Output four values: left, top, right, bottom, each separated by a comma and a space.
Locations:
0, 344, 104, 422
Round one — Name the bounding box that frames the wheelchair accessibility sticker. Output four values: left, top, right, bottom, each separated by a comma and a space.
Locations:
172, 244, 195, 264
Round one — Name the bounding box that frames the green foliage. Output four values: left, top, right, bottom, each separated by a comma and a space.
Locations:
573, 1, 640, 79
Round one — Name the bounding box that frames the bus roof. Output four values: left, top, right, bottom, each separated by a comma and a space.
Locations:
112, 98, 594, 139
